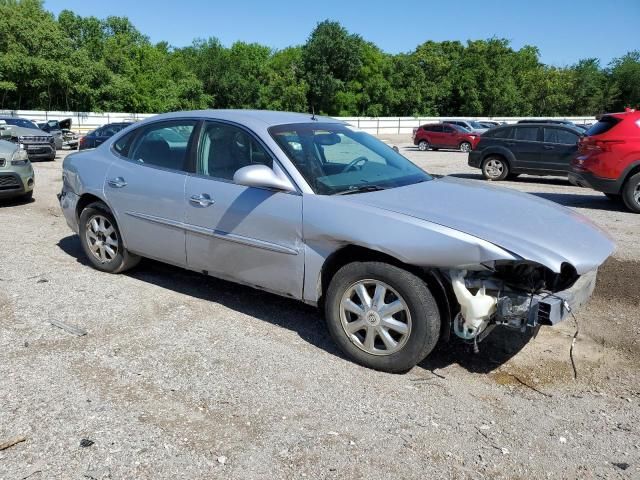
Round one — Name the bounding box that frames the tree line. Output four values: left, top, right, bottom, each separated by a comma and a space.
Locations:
1, 0, 638, 116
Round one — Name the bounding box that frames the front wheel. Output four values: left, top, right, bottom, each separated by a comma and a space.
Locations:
417, 140, 429, 151
459, 142, 472, 153
622, 173, 640, 213
325, 262, 441, 373
482, 156, 509, 181
79, 202, 140, 273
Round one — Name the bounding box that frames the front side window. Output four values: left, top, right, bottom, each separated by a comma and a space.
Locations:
514, 127, 539, 141
270, 123, 431, 195
127, 120, 196, 170
197, 122, 273, 181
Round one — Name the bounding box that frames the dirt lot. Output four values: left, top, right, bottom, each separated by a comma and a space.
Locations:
1, 144, 639, 479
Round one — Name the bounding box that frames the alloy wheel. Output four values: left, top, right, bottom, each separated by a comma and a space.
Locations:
339, 279, 412, 356
460, 142, 471, 153
85, 214, 119, 264
484, 159, 504, 179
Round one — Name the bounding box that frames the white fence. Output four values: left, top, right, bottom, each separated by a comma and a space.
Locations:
1, 109, 597, 135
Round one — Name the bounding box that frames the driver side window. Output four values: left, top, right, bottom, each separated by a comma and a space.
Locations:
197, 122, 273, 181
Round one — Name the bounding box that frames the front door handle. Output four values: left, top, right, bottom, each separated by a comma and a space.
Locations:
543, 145, 554, 150
107, 177, 127, 188
189, 194, 215, 207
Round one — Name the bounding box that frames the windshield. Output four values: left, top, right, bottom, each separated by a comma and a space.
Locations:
469, 121, 485, 129
270, 122, 431, 195
3, 118, 39, 130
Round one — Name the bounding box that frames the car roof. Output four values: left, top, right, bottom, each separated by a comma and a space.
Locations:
137, 109, 340, 128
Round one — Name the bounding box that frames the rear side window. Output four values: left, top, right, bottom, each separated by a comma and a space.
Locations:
485, 127, 512, 139
544, 128, 579, 145
113, 131, 134, 156
586, 116, 621, 136
514, 127, 539, 141
127, 120, 197, 171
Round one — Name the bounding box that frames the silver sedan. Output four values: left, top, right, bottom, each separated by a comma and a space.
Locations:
58, 110, 614, 372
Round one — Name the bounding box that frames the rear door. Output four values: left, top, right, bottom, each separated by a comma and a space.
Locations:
511, 126, 542, 170
541, 127, 580, 173
104, 119, 198, 266
427, 124, 444, 146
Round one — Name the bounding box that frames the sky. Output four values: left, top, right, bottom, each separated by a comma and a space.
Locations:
44, 0, 639, 66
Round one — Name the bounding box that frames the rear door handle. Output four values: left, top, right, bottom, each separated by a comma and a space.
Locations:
543, 145, 554, 150
107, 177, 127, 188
189, 194, 215, 207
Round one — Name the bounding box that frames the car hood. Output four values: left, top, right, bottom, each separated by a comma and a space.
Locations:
342, 177, 614, 274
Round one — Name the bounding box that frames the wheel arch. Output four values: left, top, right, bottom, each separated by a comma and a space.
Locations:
481, 146, 516, 166
75, 193, 108, 223
319, 244, 454, 343
621, 161, 640, 187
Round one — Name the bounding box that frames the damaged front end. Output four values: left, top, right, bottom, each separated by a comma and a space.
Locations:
445, 261, 597, 343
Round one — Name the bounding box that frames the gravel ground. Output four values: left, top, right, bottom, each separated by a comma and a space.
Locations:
1, 145, 638, 479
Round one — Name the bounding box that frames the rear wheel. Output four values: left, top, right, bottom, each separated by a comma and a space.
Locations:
418, 140, 429, 151
621, 173, 640, 213
325, 262, 441, 373
482, 156, 509, 181
79, 202, 140, 273
459, 142, 472, 153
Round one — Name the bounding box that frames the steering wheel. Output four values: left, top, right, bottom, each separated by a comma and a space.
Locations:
342, 156, 369, 173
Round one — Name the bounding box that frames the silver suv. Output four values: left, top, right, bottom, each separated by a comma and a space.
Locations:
0, 117, 56, 161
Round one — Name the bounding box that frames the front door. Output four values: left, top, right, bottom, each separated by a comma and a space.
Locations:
511, 126, 542, 170
441, 124, 459, 148
184, 121, 304, 298
104, 120, 198, 267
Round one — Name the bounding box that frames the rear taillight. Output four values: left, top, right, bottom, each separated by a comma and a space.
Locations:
579, 138, 625, 153
79, 136, 86, 147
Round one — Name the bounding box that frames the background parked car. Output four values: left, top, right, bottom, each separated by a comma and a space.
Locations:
0, 135, 35, 201
79, 122, 132, 150
443, 119, 488, 134
569, 109, 640, 212
478, 120, 503, 129
0, 116, 56, 161
468, 123, 582, 180
35, 120, 64, 150
413, 123, 481, 152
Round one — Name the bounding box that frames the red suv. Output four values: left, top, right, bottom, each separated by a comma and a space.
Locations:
569, 110, 640, 213
413, 123, 481, 152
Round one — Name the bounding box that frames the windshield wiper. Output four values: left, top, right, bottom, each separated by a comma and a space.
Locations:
335, 185, 387, 195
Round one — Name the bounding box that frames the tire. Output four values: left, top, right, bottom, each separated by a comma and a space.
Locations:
481, 156, 509, 181
78, 202, 140, 273
459, 142, 472, 153
621, 172, 640, 213
418, 140, 429, 151
324, 261, 441, 373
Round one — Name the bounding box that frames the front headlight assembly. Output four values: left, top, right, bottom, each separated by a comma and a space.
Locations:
11, 145, 29, 166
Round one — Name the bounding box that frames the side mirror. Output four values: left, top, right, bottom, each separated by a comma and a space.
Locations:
233, 164, 295, 192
